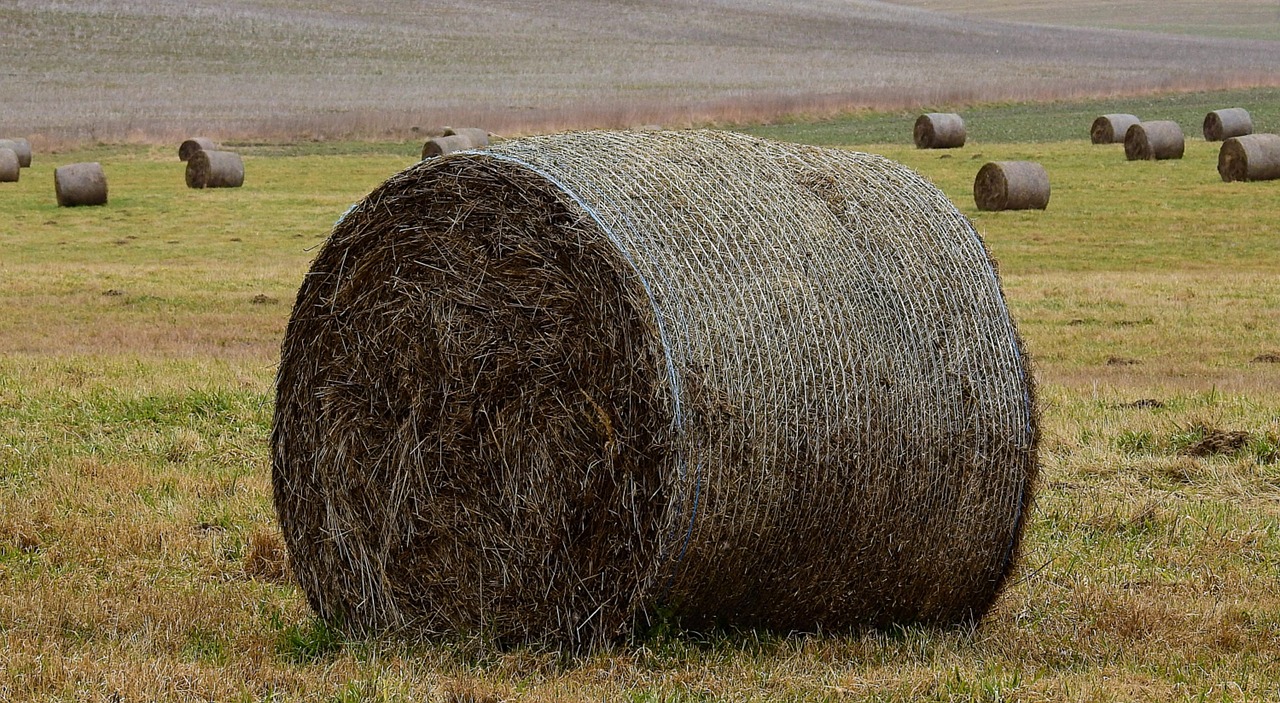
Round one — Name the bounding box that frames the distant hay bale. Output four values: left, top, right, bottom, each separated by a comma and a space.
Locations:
185, 150, 244, 188
273, 130, 1039, 649
443, 127, 491, 148
913, 113, 966, 149
1203, 108, 1253, 142
974, 161, 1050, 211
421, 134, 475, 159
1090, 114, 1139, 144
1124, 121, 1184, 160
1218, 133, 1280, 182
179, 137, 218, 162
55, 162, 107, 206
0, 138, 32, 167
0, 149, 18, 183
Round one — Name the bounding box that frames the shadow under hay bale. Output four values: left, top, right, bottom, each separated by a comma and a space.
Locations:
1090, 114, 1139, 144
0, 149, 18, 183
185, 150, 244, 188
443, 127, 491, 148
179, 137, 218, 162
913, 113, 966, 149
974, 161, 1050, 211
421, 134, 475, 159
0, 138, 32, 168
1125, 121, 1184, 161
1218, 133, 1280, 182
1203, 108, 1252, 142
54, 162, 107, 206
273, 129, 1039, 649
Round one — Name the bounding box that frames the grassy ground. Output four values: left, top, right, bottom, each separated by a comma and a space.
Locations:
2, 96, 1280, 700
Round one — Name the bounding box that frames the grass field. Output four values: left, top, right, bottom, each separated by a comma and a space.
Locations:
3, 92, 1280, 700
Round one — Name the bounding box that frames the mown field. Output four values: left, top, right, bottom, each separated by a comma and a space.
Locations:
2, 90, 1280, 701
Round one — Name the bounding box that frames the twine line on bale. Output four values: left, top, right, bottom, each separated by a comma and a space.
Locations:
1218, 133, 1280, 182
179, 137, 218, 162
0, 149, 18, 183
0, 138, 32, 168
422, 134, 477, 159
1125, 121, 1185, 161
54, 162, 107, 206
1203, 108, 1253, 142
1090, 114, 1139, 145
272, 129, 1039, 650
974, 161, 1050, 211
185, 150, 244, 189
913, 113, 966, 149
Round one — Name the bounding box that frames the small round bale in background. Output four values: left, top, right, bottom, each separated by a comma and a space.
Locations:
1090, 114, 1139, 144
1218, 133, 1280, 182
443, 127, 491, 148
55, 162, 108, 207
0, 138, 33, 168
185, 150, 244, 189
913, 113, 966, 149
1203, 108, 1253, 142
179, 137, 218, 162
1125, 121, 1185, 160
974, 161, 1050, 211
0, 148, 19, 182
421, 134, 474, 159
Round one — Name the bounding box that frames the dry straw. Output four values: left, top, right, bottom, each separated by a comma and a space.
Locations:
443, 127, 491, 148
421, 134, 476, 159
179, 137, 218, 162
185, 150, 244, 188
273, 129, 1039, 649
1090, 114, 1139, 144
1125, 120, 1185, 160
974, 161, 1049, 211
54, 162, 107, 206
913, 113, 966, 149
1218, 133, 1280, 182
0, 149, 18, 183
0, 138, 32, 168
1203, 108, 1253, 142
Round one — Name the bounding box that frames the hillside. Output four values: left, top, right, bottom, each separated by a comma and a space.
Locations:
1, 0, 1278, 142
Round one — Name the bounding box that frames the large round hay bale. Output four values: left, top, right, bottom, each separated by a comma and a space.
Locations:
55, 162, 107, 206
1218, 133, 1280, 182
185, 150, 244, 189
1090, 114, 1139, 144
443, 127, 491, 148
913, 113, 966, 149
421, 134, 475, 159
1203, 108, 1253, 142
1124, 121, 1185, 160
0, 138, 32, 168
974, 161, 1050, 211
273, 130, 1039, 648
179, 137, 218, 162
0, 149, 18, 183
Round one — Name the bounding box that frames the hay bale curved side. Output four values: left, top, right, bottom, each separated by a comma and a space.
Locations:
974, 161, 1049, 211
0, 149, 18, 183
185, 150, 244, 189
1125, 121, 1185, 160
1218, 133, 1280, 182
443, 127, 491, 148
1090, 114, 1139, 144
179, 137, 218, 162
914, 113, 966, 149
1203, 108, 1253, 142
421, 134, 474, 159
0, 138, 32, 168
54, 162, 107, 206
273, 130, 1039, 648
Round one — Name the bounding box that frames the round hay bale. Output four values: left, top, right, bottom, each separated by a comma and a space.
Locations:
179, 137, 218, 162
913, 113, 966, 149
0, 149, 18, 183
273, 129, 1039, 648
421, 134, 474, 159
0, 138, 32, 168
185, 150, 244, 189
1124, 121, 1185, 160
1218, 133, 1280, 182
1203, 108, 1253, 142
974, 161, 1050, 211
442, 127, 491, 148
54, 162, 107, 207
1090, 114, 1139, 144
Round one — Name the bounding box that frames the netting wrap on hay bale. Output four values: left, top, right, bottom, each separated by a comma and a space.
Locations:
0, 138, 32, 168
54, 162, 107, 206
273, 130, 1039, 648
0, 149, 18, 183
179, 137, 218, 162
1218, 133, 1280, 182
185, 150, 244, 188
1125, 121, 1184, 160
1090, 114, 1139, 144
1203, 108, 1252, 142
913, 113, 966, 149
974, 161, 1050, 211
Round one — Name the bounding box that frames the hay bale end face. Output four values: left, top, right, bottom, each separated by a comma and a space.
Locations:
0, 149, 18, 183
0, 138, 32, 168
913, 113, 966, 149
974, 161, 1050, 211
179, 137, 218, 162
1125, 121, 1185, 161
421, 134, 475, 159
185, 150, 244, 189
1090, 114, 1139, 144
273, 130, 1039, 648
1218, 133, 1280, 182
55, 162, 107, 206
442, 127, 491, 148
1203, 108, 1253, 142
